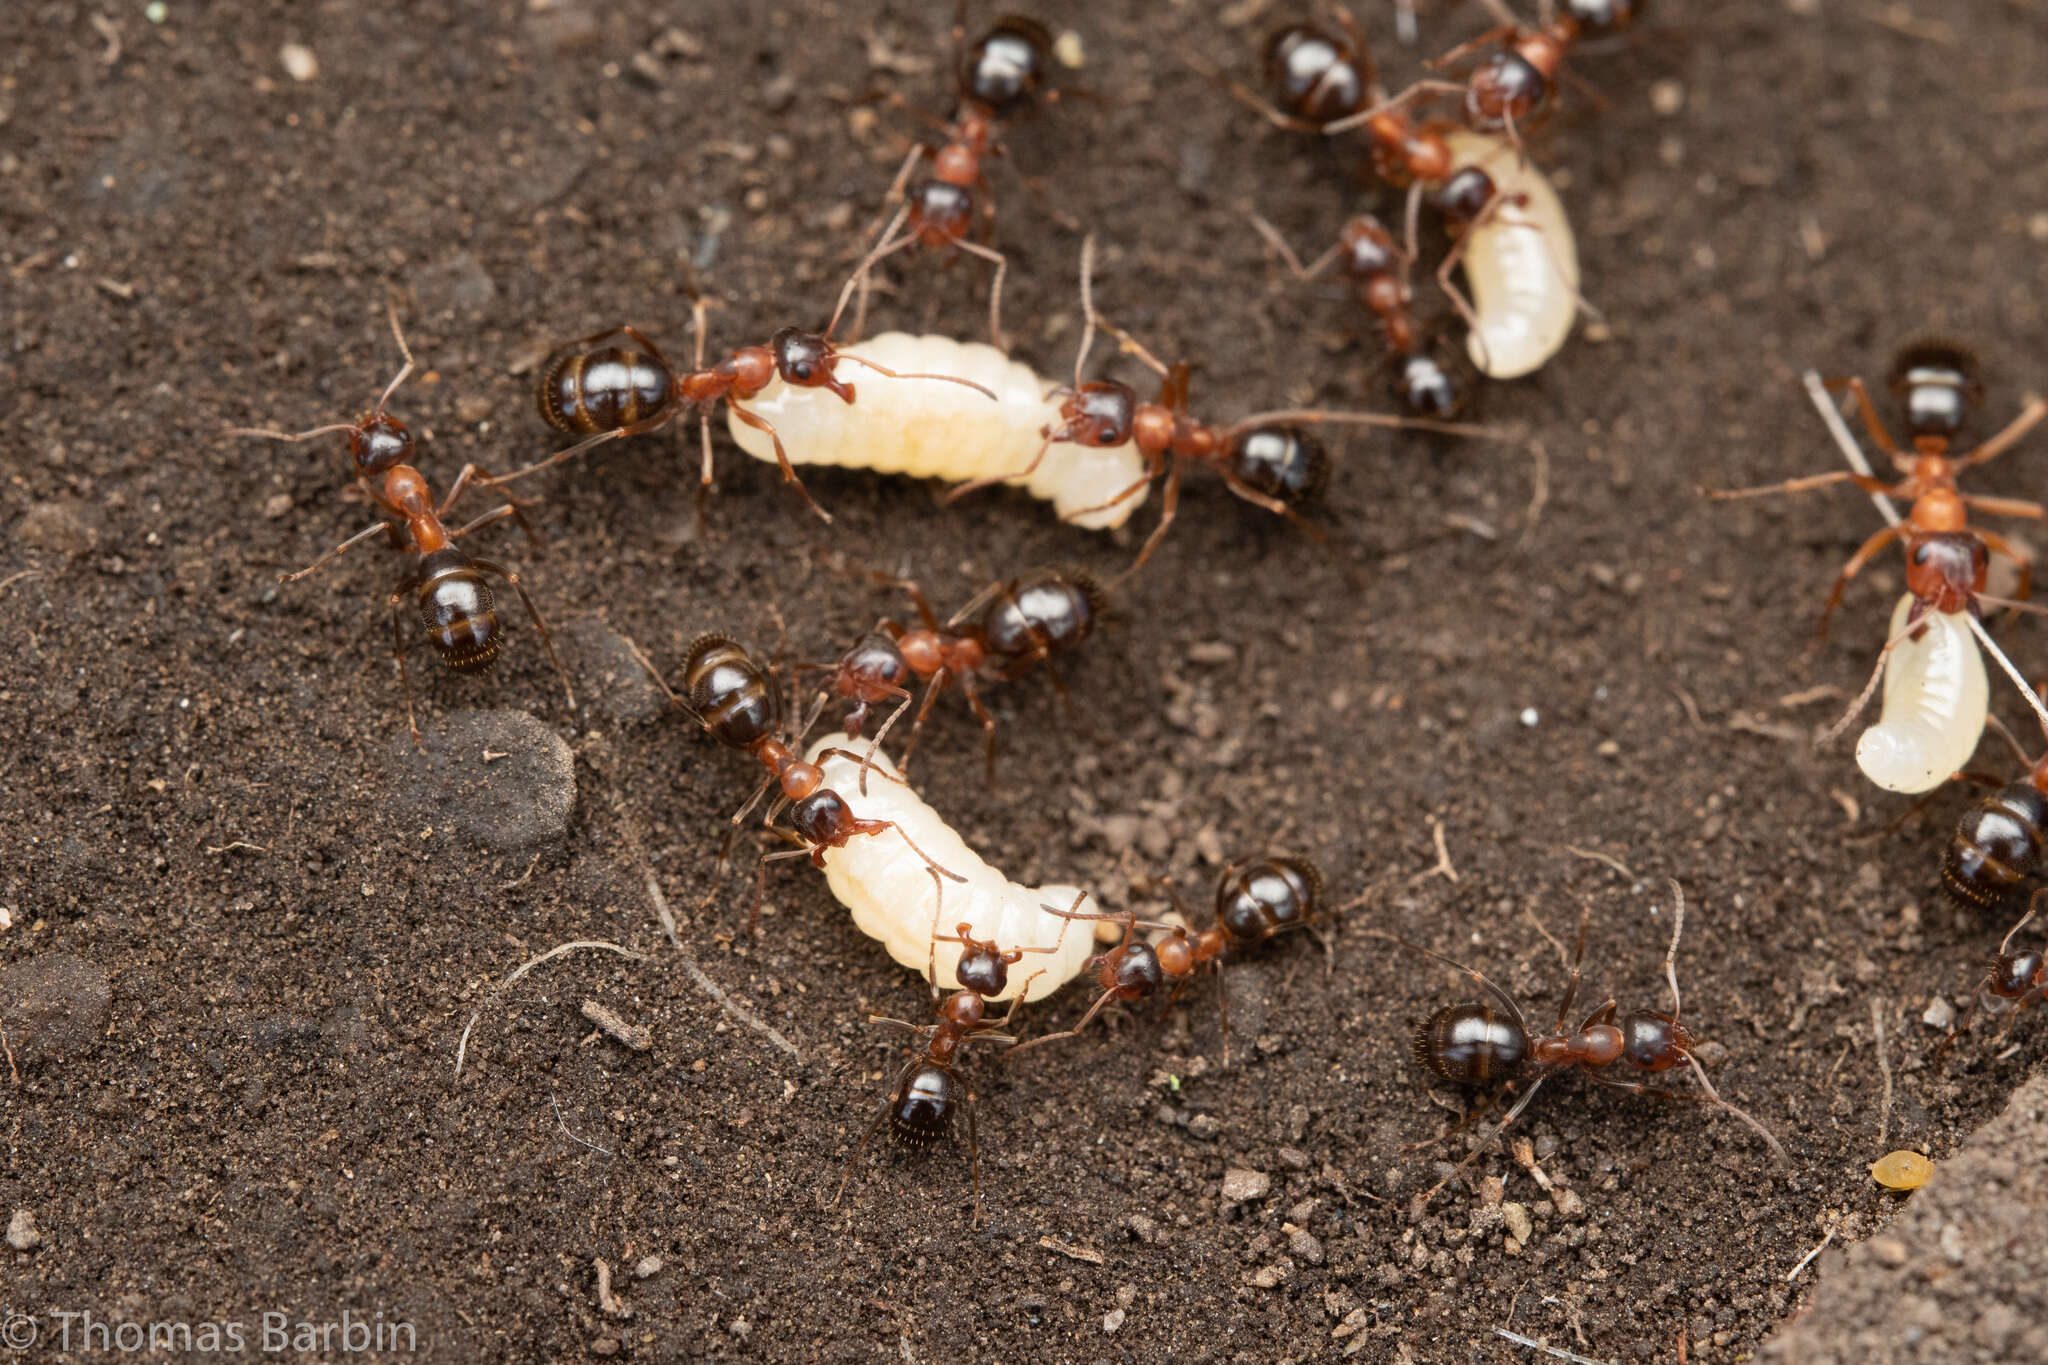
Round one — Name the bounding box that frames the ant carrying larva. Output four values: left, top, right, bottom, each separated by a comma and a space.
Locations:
228, 304, 575, 744
1371, 882, 1785, 1210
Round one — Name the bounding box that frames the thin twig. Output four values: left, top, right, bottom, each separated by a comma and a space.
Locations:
1, 1018, 19, 1085
203, 840, 269, 855
1785, 1219, 1840, 1282
1872, 997, 1894, 1147
1519, 439, 1550, 548
0, 570, 43, 595
1493, 1328, 1615, 1365
1037, 1234, 1106, 1265
1410, 814, 1459, 885
551, 1091, 614, 1156
454, 939, 646, 1078
644, 870, 801, 1060
643, 869, 683, 952
1563, 844, 1635, 880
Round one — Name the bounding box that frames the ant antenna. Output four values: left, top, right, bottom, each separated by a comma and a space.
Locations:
1966, 613, 2048, 740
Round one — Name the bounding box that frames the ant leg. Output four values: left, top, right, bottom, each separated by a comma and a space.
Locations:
445, 502, 524, 543
387, 587, 423, 748
439, 465, 547, 548
614, 632, 683, 709
1414, 1076, 1549, 1211
950, 237, 1011, 352
892, 668, 955, 778
1701, 468, 1896, 502
280, 518, 396, 583
1426, 26, 1517, 69
1320, 79, 1461, 136
870, 574, 943, 631
1118, 457, 1184, 583
832, 1098, 894, 1212
1554, 906, 1591, 1031
1814, 522, 1906, 644
726, 403, 834, 524
1060, 463, 1164, 523
1820, 376, 1905, 464
1433, 229, 1493, 376
957, 673, 1000, 786
1006, 987, 1123, 1056
1246, 212, 1345, 283
943, 434, 1057, 504
480, 426, 635, 492
1956, 396, 2048, 470
1217, 467, 1332, 547
828, 205, 915, 340
866, 818, 968, 886
1967, 495, 2048, 522
468, 558, 578, 714
1977, 527, 2035, 608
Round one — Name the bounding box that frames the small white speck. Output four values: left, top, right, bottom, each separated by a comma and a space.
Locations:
280, 42, 318, 82
1519, 707, 1539, 728
145, 1, 169, 22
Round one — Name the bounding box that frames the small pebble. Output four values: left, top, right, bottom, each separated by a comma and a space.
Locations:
1187, 1113, 1222, 1141
1221, 1168, 1270, 1203
280, 43, 318, 82
1503, 1202, 1534, 1245
1250, 1262, 1291, 1289
1101, 1308, 1125, 1334
1519, 707, 1540, 727
633, 1256, 664, 1279
1277, 1146, 1309, 1171
1286, 1226, 1324, 1265
1869, 1236, 1909, 1266
6, 1209, 40, 1251
1921, 996, 1954, 1030
1649, 78, 1685, 116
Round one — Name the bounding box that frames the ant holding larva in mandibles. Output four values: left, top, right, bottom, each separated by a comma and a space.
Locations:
1933, 894, 2048, 1064
1008, 854, 1328, 1063
1372, 883, 1785, 1210
945, 236, 1509, 578
834, 927, 1049, 1224
846, 3, 1071, 350
487, 256, 997, 524
799, 563, 1105, 788
1708, 341, 2048, 795
229, 304, 575, 745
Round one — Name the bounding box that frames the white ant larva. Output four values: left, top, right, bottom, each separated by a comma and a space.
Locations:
801, 732, 1108, 1000
1852, 594, 1989, 794
725, 332, 1151, 531
1438, 130, 1582, 380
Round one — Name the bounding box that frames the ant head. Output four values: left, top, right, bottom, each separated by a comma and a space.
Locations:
1264, 23, 1371, 127
1389, 343, 1473, 420
1903, 530, 1986, 612
1565, 0, 1645, 37
790, 789, 852, 847
1619, 1010, 1692, 1071
889, 1062, 956, 1144
1216, 855, 1322, 943
842, 632, 914, 695
1337, 215, 1401, 280
1889, 338, 1984, 443
1057, 380, 1138, 447
1110, 939, 1166, 999
1992, 946, 2048, 998
1225, 426, 1330, 507
769, 328, 854, 401
960, 16, 1052, 115
953, 937, 1011, 997
1465, 50, 1551, 130
1429, 165, 1498, 224
348, 412, 415, 477
1415, 1002, 1528, 1084
416, 549, 502, 675
908, 178, 976, 242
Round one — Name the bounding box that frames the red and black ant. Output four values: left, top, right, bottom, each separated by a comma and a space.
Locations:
1945, 718, 2048, 912
1707, 340, 2048, 643
847, 4, 1070, 348
1934, 895, 2048, 1063
229, 306, 574, 744
800, 564, 1105, 787
834, 926, 1049, 1224
1009, 854, 1326, 1063
490, 269, 995, 523
631, 633, 964, 930
946, 236, 1504, 577
1374, 883, 1784, 1209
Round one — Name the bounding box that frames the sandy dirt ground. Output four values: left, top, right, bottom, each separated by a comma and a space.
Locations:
4, 0, 2048, 1360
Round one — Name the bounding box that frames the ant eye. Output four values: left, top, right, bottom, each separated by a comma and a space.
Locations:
791, 362, 813, 380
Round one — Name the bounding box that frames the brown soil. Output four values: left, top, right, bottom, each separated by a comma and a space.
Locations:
5, 2, 2048, 1361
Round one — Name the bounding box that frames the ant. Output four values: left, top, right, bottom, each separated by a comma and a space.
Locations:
1935, 894, 2048, 1064
1945, 712, 2048, 912
1374, 883, 1784, 1209
945, 236, 1502, 577
1009, 854, 1326, 1063
848, 3, 1065, 349
800, 564, 1105, 788
489, 264, 996, 524
633, 633, 964, 931
229, 305, 574, 744
835, 927, 1048, 1224
1708, 340, 2048, 641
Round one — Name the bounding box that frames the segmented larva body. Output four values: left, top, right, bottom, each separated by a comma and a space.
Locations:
1444, 131, 1581, 380
726, 333, 1150, 530
1856, 594, 1988, 794
803, 733, 1101, 1001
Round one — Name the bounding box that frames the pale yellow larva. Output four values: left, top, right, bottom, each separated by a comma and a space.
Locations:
1856, 594, 1988, 794
1444, 131, 1582, 380
802, 733, 1104, 1001
725, 332, 1150, 531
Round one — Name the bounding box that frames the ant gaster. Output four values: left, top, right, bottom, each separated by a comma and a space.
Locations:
229, 305, 574, 744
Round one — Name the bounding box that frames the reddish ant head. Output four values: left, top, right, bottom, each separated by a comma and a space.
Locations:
839, 631, 915, 702
960, 16, 1052, 115
1465, 49, 1552, 130
1215, 856, 1322, 945
791, 789, 855, 848
1225, 427, 1330, 508
1903, 530, 1986, 614
1389, 344, 1473, 419
769, 329, 854, 402
1620, 1011, 1691, 1071
1888, 339, 1983, 445
955, 938, 1013, 997
908, 178, 976, 246
348, 412, 415, 477
1430, 165, 1498, 224
1107, 940, 1166, 1000
1416, 1002, 1529, 1084
1992, 947, 2048, 999
1054, 381, 1138, 447
1263, 23, 1371, 127
1338, 216, 1401, 281
889, 1062, 957, 1144
415, 548, 502, 674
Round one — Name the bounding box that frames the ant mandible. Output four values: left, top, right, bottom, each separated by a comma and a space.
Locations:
1934, 894, 2048, 1063
800, 564, 1105, 788
834, 927, 1047, 1224
1009, 854, 1326, 1063
847, 3, 1065, 349
1375, 883, 1785, 1210
229, 305, 575, 744
1706, 339, 2048, 642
